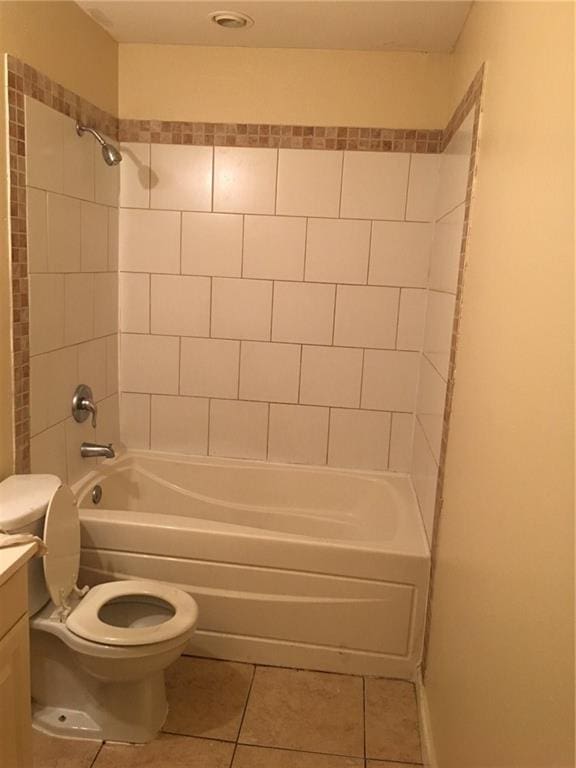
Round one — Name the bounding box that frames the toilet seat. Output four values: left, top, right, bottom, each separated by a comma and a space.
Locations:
66, 580, 199, 646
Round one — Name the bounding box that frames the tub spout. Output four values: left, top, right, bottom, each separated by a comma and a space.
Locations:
80, 442, 115, 459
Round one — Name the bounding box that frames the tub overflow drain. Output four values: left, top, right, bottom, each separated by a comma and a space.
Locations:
91, 485, 102, 505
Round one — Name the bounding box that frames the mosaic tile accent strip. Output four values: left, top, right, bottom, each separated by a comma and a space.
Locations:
6, 55, 119, 472
422, 64, 485, 675
119, 119, 443, 153
7, 55, 118, 139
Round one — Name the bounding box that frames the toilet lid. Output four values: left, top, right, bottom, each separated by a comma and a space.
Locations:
43, 485, 80, 608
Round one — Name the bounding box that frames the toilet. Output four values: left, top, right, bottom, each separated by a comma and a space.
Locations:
0, 474, 199, 744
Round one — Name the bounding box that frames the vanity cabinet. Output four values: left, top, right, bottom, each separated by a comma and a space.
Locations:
0, 558, 33, 768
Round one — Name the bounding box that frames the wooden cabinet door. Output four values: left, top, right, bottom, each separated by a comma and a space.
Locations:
0, 615, 32, 768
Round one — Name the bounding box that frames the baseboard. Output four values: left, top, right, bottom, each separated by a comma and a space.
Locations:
415, 668, 438, 768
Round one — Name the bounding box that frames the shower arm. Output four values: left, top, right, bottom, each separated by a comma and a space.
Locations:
76, 122, 106, 146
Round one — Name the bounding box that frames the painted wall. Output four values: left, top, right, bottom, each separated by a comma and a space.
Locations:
118, 45, 451, 127
0, 1, 118, 479
424, 3, 575, 767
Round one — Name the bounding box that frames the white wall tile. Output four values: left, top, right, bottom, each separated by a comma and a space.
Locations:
180, 338, 240, 398
328, 409, 391, 471
30, 346, 78, 436
94, 138, 120, 207
239, 341, 300, 403
411, 419, 438, 543
209, 399, 268, 460
27, 187, 48, 273
63, 116, 94, 201
94, 273, 118, 337
436, 111, 474, 219
29, 274, 65, 355
429, 203, 465, 294
361, 350, 419, 411
300, 346, 362, 408
64, 274, 94, 345
78, 337, 107, 403
151, 395, 209, 455
397, 288, 427, 351
211, 278, 272, 341
341, 152, 410, 220
65, 416, 98, 484
214, 147, 277, 214
369, 221, 432, 288
30, 422, 67, 481
406, 154, 440, 222
305, 218, 370, 284
47, 193, 81, 272
272, 282, 335, 345
389, 413, 414, 473
96, 394, 120, 447
417, 355, 447, 463
81, 201, 109, 272
150, 144, 212, 211
182, 212, 242, 277
108, 207, 119, 271
120, 142, 150, 208
423, 290, 456, 379
120, 273, 150, 333
334, 285, 399, 349
121, 334, 179, 394
25, 97, 64, 193
276, 149, 343, 217
151, 275, 210, 336
119, 209, 180, 273
243, 216, 306, 280
105, 334, 119, 397
120, 392, 150, 449
268, 404, 329, 465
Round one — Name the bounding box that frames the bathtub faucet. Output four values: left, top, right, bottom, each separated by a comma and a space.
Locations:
80, 442, 115, 459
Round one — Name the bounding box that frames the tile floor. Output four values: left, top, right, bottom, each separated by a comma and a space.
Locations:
32, 656, 423, 768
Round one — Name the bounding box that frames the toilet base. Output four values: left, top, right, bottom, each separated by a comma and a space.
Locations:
31, 628, 169, 743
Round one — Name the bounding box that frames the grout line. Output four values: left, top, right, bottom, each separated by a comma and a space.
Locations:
358, 348, 366, 410
302, 217, 309, 281
178, 211, 183, 274
265, 402, 271, 460
296, 344, 303, 403
362, 675, 367, 761
269, 281, 275, 341
208, 277, 213, 337
330, 285, 338, 345
325, 407, 332, 465
89, 742, 104, 767
365, 220, 373, 285
273, 147, 280, 215
394, 289, 402, 349
210, 146, 215, 212
237, 341, 242, 398
337, 150, 346, 217
206, 398, 212, 456
229, 664, 257, 762
403, 153, 413, 221
240, 215, 245, 277
386, 412, 394, 470
147, 392, 152, 449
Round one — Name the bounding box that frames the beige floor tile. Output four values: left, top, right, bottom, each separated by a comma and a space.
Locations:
239, 667, 364, 757
233, 745, 364, 767
366, 762, 423, 767
365, 678, 422, 763
93, 733, 234, 768
164, 656, 254, 740
32, 730, 101, 768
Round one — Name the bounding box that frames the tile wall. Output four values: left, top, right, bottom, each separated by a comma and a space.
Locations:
411, 111, 475, 540
26, 98, 120, 483
119, 144, 440, 472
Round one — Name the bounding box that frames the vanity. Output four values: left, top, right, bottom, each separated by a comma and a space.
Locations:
0, 543, 37, 768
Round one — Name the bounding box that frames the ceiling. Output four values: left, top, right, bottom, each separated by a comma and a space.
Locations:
76, 1, 472, 52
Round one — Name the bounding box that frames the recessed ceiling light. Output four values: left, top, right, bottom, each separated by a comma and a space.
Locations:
209, 11, 254, 29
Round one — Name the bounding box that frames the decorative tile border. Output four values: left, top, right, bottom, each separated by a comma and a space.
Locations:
421, 63, 486, 675
119, 119, 443, 153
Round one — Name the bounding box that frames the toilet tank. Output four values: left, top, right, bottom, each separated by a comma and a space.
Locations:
0, 474, 62, 615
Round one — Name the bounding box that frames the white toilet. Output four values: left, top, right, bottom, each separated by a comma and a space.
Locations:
0, 474, 199, 744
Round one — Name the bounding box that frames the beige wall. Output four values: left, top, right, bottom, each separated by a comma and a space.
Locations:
425, 3, 574, 767
0, 1, 118, 479
119, 44, 451, 127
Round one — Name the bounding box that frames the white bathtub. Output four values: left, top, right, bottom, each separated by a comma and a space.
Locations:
75, 451, 430, 679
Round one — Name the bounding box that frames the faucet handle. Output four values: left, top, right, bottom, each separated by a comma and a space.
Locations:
72, 384, 98, 428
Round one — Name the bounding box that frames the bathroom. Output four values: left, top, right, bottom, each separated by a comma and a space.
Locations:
0, 1, 573, 766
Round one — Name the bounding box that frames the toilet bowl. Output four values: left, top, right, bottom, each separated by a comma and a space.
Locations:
0, 474, 199, 744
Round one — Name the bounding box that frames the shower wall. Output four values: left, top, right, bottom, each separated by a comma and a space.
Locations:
118, 143, 439, 471
25, 97, 120, 483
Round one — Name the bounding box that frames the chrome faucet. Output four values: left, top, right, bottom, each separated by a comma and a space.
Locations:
80, 442, 115, 459
72, 384, 98, 428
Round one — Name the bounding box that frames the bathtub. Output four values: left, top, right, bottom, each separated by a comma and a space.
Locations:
74, 451, 430, 679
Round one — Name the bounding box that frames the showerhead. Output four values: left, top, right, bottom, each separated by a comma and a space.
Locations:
76, 122, 122, 166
